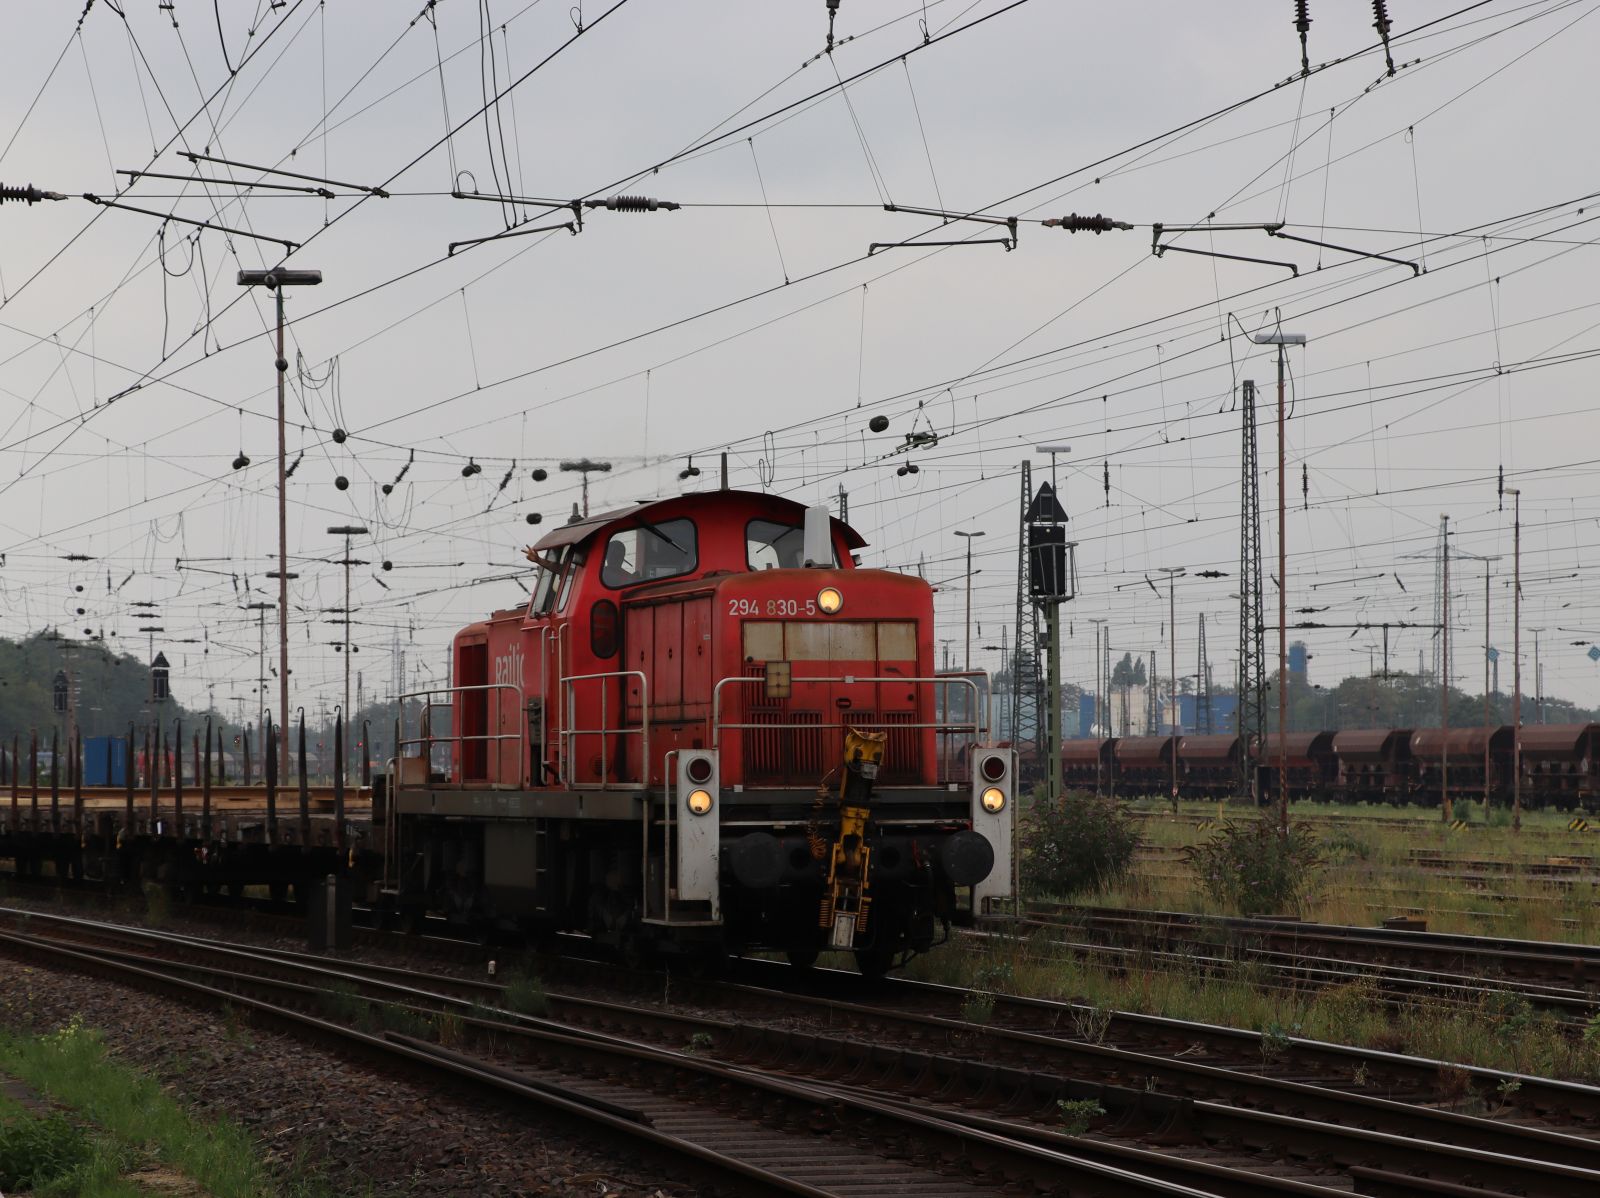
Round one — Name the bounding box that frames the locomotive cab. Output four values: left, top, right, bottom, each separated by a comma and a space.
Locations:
388, 489, 1011, 973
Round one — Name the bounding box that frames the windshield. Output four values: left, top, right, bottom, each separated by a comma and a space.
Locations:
601, 517, 697, 587
528, 545, 574, 616
747, 518, 836, 570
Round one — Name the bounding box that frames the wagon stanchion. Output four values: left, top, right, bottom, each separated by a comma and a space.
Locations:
297, 708, 310, 846
29, 729, 39, 833
72, 730, 83, 835
202, 718, 213, 844
147, 724, 158, 832
361, 719, 371, 789
333, 708, 346, 857
173, 718, 183, 842
265, 718, 278, 845
8, 735, 16, 835
48, 728, 59, 833
123, 724, 135, 839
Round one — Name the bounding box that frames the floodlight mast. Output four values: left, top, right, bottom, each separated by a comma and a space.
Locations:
238, 267, 323, 779
1250, 329, 1305, 836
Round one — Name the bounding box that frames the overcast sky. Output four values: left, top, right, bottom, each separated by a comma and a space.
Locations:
1, 0, 1597, 722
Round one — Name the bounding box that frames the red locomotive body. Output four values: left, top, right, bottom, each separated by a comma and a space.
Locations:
386, 489, 1012, 973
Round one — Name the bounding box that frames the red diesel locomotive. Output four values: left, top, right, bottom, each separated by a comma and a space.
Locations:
381, 488, 1012, 974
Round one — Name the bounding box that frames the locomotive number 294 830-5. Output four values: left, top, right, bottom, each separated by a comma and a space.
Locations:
727, 597, 818, 617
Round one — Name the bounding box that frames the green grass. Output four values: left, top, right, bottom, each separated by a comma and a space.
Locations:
908, 933, 1600, 1084
0, 1014, 338, 1197
1099, 798, 1600, 943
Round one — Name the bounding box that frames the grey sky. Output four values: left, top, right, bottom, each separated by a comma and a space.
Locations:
0, 0, 1596, 718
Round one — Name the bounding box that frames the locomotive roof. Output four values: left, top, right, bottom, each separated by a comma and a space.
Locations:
532, 488, 867, 553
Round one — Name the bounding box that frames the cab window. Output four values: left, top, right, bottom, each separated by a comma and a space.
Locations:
601, 518, 697, 588
747, 519, 836, 570
528, 545, 575, 616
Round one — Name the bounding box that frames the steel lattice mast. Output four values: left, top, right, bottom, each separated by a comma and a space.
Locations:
1237, 380, 1266, 798
1010, 461, 1044, 774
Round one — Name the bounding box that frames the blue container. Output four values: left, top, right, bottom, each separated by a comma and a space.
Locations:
83, 736, 127, 787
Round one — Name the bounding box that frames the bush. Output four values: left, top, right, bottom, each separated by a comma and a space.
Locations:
1184, 818, 1322, 915
0, 1112, 91, 1191
1021, 793, 1140, 897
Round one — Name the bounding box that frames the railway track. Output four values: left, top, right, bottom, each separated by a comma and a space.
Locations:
1021, 903, 1600, 996
3, 907, 1600, 1196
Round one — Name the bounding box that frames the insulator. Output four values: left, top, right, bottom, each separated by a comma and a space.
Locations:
526, 512, 542, 525
531, 467, 548, 482
1048, 212, 1133, 234
868, 415, 889, 432
1294, 0, 1311, 33
75, 584, 83, 593
232, 453, 250, 470
1371, 0, 1391, 36
896, 465, 908, 477
332, 427, 347, 444
76, 607, 85, 615
0, 182, 66, 205
334, 475, 350, 491
595, 194, 680, 212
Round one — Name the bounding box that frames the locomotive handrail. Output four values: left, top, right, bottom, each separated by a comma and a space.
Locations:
395, 684, 524, 790
709, 673, 983, 748
559, 669, 650, 789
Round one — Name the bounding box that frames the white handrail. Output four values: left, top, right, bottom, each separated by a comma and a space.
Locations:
560, 669, 651, 788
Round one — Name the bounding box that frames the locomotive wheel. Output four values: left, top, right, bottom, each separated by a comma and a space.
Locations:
853, 943, 896, 979
785, 944, 820, 969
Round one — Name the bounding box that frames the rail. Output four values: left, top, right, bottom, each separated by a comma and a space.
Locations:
396, 684, 524, 789
560, 670, 650, 789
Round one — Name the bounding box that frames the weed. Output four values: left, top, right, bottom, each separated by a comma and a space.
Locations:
436, 1010, 463, 1048
1352, 1062, 1368, 1088
1069, 1004, 1113, 1045
0, 1111, 91, 1191
317, 982, 372, 1030
959, 992, 996, 1025
1437, 1063, 1473, 1106
1495, 1077, 1522, 1113
1055, 1098, 1104, 1135
1185, 819, 1323, 915
141, 882, 171, 927
1023, 794, 1140, 898
376, 1004, 434, 1040
686, 1032, 714, 1054
973, 962, 1014, 993
501, 968, 550, 1017
1258, 1023, 1294, 1064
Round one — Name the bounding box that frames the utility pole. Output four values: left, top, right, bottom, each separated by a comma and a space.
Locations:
1439, 514, 1451, 822
245, 602, 274, 730
328, 524, 370, 778
237, 266, 322, 776
1531, 627, 1545, 724
1507, 487, 1523, 832
1481, 557, 1499, 819
1159, 568, 1185, 805
1236, 380, 1267, 802
1196, 613, 1211, 735
954, 529, 985, 671
1250, 329, 1306, 836
559, 458, 612, 518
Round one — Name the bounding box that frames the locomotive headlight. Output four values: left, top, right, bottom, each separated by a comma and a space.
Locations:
980, 786, 1007, 814
817, 586, 844, 614
686, 789, 715, 816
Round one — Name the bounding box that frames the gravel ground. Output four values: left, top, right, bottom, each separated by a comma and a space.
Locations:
0, 954, 687, 1197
